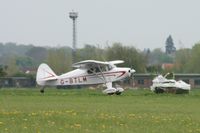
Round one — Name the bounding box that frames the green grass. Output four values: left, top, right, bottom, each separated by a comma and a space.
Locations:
0, 88, 200, 133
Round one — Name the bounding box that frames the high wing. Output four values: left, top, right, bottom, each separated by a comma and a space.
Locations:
72, 60, 109, 69
108, 60, 124, 65
72, 60, 124, 69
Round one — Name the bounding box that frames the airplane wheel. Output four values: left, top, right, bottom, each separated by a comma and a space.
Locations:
107, 93, 115, 95
115, 91, 122, 95
154, 87, 164, 94
40, 89, 44, 93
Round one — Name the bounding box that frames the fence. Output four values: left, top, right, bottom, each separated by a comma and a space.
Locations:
0, 77, 36, 88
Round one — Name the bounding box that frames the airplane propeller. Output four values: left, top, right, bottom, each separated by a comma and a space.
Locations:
128, 67, 135, 77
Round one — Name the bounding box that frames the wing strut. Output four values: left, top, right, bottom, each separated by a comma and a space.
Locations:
97, 64, 107, 84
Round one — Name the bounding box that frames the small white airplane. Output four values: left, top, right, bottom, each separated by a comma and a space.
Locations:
36, 60, 135, 95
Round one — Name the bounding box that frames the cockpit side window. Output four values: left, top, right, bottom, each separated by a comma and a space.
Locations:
95, 67, 100, 73
87, 65, 110, 74
99, 65, 106, 72
87, 68, 94, 74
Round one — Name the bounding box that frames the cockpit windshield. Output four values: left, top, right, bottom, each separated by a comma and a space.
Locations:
87, 64, 113, 74
108, 64, 114, 70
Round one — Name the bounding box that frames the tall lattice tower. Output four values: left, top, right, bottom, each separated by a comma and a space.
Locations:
69, 11, 78, 63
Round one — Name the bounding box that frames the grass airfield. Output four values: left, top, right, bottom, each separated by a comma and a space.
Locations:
0, 88, 200, 133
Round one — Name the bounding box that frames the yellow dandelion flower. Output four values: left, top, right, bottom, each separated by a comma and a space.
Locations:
66, 110, 73, 113
74, 123, 81, 128
31, 112, 37, 116
112, 115, 116, 118
45, 113, 49, 116
128, 114, 135, 117
102, 125, 105, 129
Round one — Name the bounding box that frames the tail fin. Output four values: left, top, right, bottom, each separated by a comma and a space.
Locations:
36, 63, 58, 85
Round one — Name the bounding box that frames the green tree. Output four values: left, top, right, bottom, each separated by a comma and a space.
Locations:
16, 56, 34, 67
165, 35, 176, 54
174, 48, 191, 73
106, 43, 146, 72
0, 65, 7, 77
26, 46, 47, 65
5, 56, 19, 76
149, 48, 174, 65
76, 44, 105, 61
46, 48, 72, 75
186, 43, 200, 73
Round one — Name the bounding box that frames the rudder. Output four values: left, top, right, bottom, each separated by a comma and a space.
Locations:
36, 63, 57, 86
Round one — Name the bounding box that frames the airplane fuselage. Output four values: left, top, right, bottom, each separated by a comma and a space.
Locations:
39, 67, 131, 86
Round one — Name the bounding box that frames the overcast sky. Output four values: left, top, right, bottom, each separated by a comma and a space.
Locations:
0, 0, 200, 50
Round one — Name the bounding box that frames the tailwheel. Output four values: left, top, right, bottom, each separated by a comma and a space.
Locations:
40, 87, 45, 93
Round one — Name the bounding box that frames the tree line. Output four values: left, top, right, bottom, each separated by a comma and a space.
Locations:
0, 42, 200, 77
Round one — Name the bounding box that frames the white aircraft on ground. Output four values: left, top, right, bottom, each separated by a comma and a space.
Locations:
36, 60, 135, 95
151, 73, 191, 94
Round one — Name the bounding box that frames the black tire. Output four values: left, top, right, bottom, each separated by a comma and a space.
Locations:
154, 87, 164, 93
107, 93, 115, 95
40, 89, 44, 93
115, 91, 122, 95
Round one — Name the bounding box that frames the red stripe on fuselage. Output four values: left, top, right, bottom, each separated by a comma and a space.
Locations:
42, 69, 55, 79
63, 71, 126, 80
117, 71, 126, 78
